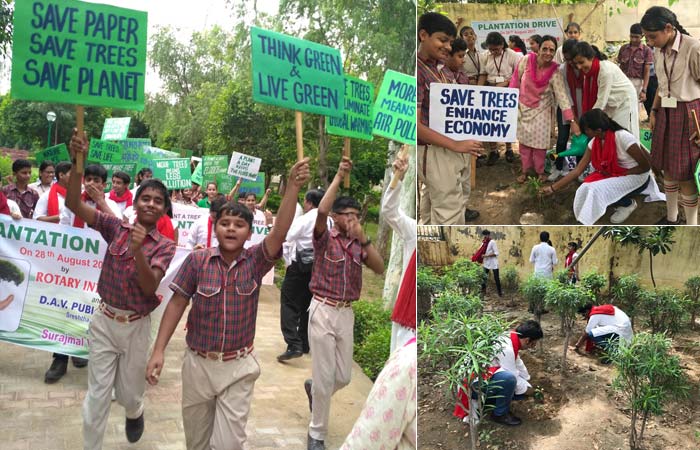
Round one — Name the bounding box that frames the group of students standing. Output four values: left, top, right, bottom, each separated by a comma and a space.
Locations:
418, 6, 700, 226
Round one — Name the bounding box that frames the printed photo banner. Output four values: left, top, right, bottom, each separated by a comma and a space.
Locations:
87, 138, 123, 165
327, 75, 374, 141
35, 143, 70, 165
151, 158, 192, 190
429, 83, 519, 143
372, 70, 416, 145
228, 152, 262, 181
102, 162, 137, 192
471, 18, 563, 52
101, 117, 131, 140
11, 0, 148, 110
251, 26, 344, 118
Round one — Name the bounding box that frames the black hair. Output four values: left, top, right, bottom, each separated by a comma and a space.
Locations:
112, 170, 131, 185
449, 38, 467, 55
540, 35, 558, 51
305, 189, 325, 208
482, 229, 491, 236
565, 22, 582, 34
540, 231, 550, 242
485, 32, 507, 49
579, 109, 626, 133
508, 35, 528, 55
55, 161, 72, 177
529, 34, 543, 47
210, 196, 227, 213
459, 26, 474, 37
630, 23, 643, 35
568, 241, 579, 250
135, 167, 153, 185
135, 179, 172, 217
84, 164, 108, 183
577, 303, 594, 316
562, 39, 578, 59
245, 192, 257, 200
39, 161, 55, 172
418, 12, 457, 38
571, 41, 608, 61
641, 6, 690, 36
215, 201, 253, 228
237, 191, 247, 200
516, 320, 544, 340
548, 240, 553, 247
205, 181, 217, 190
332, 196, 361, 213
12, 159, 32, 173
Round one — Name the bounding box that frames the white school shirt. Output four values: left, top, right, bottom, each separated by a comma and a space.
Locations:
492, 333, 531, 395
29, 180, 52, 195
482, 240, 499, 270
61, 198, 121, 226
586, 306, 634, 343
284, 208, 319, 263
6, 199, 21, 217
33, 189, 64, 220
188, 215, 218, 249
529, 242, 558, 278
380, 178, 416, 272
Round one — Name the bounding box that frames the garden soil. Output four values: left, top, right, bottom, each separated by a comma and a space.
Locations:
418, 292, 700, 450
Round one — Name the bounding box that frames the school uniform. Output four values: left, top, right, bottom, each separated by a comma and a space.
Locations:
1, 184, 39, 219
62, 197, 122, 227
83, 211, 176, 450
618, 43, 653, 95
481, 239, 502, 295
28, 180, 52, 195
169, 242, 279, 450
33, 188, 64, 220
417, 54, 470, 225
586, 305, 633, 344
462, 47, 482, 84
308, 227, 366, 442
529, 242, 558, 278
187, 215, 219, 249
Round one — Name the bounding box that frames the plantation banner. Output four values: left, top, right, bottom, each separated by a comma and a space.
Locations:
327, 75, 374, 141
35, 143, 70, 165
251, 26, 344, 117
429, 83, 519, 143
372, 70, 416, 144
101, 117, 131, 140
10, 0, 148, 110
0, 215, 187, 357
88, 139, 123, 165
152, 158, 191, 190
471, 18, 563, 52
228, 152, 262, 181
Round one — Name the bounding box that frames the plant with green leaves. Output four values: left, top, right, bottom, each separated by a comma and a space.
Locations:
419, 312, 512, 450
521, 275, 550, 323
685, 276, 700, 330
0, 259, 24, 286
603, 226, 675, 288
417, 265, 444, 323
580, 270, 606, 302
611, 274, 644, 328
609, 332, 690, 450
554, 269, 570, 284
640, 288, 688, 335
431, 290, 482, 321
444, 258, 486, 297
502, 266, 520, 305
525, 176, 544, 207
545, 281, 594, 372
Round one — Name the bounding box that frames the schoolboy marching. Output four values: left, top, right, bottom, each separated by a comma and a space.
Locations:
145, 158, 311, 450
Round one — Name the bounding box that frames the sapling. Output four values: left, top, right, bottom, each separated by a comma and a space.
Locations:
545, 281, 593, 372
609, 332, 690, 450
611, 274, 643, 328
521, 274, 550, 323
431, 290, 482, 321
580, 270, 606, 301
501, 266, 520, 306
685, 276, 700, 330
444, 258, 486, 297
639, 288, 688, 335
417, 264, 444, 323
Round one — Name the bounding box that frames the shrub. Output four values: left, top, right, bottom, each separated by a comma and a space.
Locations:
365, 204, 379, 222
685, 276, 700, 330
611, 274, 643, 327
0, 154, 11, 185
444, 258, 486, 296
609, 332, 690, 450
417, 265, 444, 323
431, 290, 482, 321
355, 327, 391, 381
639, 288, 688, 335
501, 266, 520, 293
352, 299, 391, 347
580, 270, 606, 301
554, 269, 569, 284
521, 275, 550, 322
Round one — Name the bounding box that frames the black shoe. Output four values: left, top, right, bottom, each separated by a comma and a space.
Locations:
486, 151, 500, 166
125, 414, 144, 443
304, 379, 313, 412
302, 345, 310, 354
491, 412, 522, 426
655, 216, 681, 225
464, 209, 480, 222
277, 349, 303, 362
71, 357, 88, 368
44, 357, 68, 384
307, 434, 325, 450
505, 149, 515, 163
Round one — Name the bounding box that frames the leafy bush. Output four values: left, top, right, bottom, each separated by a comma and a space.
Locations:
365, 204, 379, 222
431, 290, 482, 321
545, 281, 594, 371
355, 327, 391, 381
521, 275, 551, 322
444, 258, 486, 296
264, 193, 282, 212
580, 270, 606, 301
609, 332, 690, 450
554, 269, 570, 284
0, 154, 11, 185
640, 289, 688, 335
501, 266, 520, 293
417, 265, 444, 323
352, 299, 391, 347
611, 274, 643, 327
685, 276, 700, 330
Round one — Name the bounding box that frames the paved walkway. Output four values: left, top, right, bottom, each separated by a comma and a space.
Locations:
0, 285, 373, 450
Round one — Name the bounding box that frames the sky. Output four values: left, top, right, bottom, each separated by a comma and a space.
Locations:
0, 0, 280, 94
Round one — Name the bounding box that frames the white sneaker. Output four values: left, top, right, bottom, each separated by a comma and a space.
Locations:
610, 199, 637, 224
547, 168, 562, 181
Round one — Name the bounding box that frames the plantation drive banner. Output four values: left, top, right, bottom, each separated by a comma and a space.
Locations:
11, 0, 148, 110
35, 143, 70, 165
429, 83, 519, 143
251, 26, 344, 117
372, 70, 416, 144
101, 117, 131, 140
327, 75, 374, 141
471, 18, 563, 52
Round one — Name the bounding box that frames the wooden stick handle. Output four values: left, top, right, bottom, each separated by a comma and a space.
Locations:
389, 145, 408, 189
76, 105, 85, 173
691, 110, 700, 137
295, 111, 304, 162
343, 138, 351, 188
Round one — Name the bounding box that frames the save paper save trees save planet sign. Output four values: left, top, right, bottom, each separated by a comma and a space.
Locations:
10, 0, 147, 110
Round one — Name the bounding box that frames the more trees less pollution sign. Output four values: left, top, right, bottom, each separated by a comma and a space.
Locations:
11, 0, 148, 110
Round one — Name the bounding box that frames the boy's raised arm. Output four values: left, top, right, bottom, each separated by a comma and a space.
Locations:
315, 157, 352, 238
66, 129, 97, 227
265, 158, 310, 257
146, 293, 189, 385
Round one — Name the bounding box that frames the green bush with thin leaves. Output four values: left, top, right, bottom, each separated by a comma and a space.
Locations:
685, 276, 700, 330
355, 327, 391, 381
431, 290, 482, 321
443, 258, 486, 297
352, 300, 391, 347
580, 270, 606, 301
609, 332, 690, 450
521, 275, 550, 322
554, 269, 570, 284
639, 288, 688, 335
611, 274, 644, 327
545, 281, 594, 372
502, 266, 520, 293
417, 265, 444, 323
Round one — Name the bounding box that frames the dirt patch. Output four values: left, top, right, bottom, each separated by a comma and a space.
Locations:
418, 293, 700, 450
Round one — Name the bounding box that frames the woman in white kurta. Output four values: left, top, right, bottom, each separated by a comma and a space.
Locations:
571, 41, 640, 139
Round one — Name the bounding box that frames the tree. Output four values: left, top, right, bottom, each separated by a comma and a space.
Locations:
521, 275, 550, 323
580, 270, 606, 302
640, 288, 688, 335
0, 259, 24, 286
501, 266, 520, 306
610, 273, 644, 328
0, 0, 11, 59
685, 276, 700, 330
545, 281, 594, 372
609, 332, 689, 450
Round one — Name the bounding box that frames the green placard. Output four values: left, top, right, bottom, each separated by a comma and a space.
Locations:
216, 173, 234, 194
327, 75, 374, 141
640, 128, 652, 153
151, 158, 192, 190
116, 138, 152, 168
371, 70, 416, 145
175, 148, 194, 159
87, 139, 123, 165
696, 160, 700, 195
190, 161, 203, 186
143, 146, 180, 160
235, 172, 266, 197
202, 155, 229, 186
251, 26, 344, 117
10, 0, 148, 110
101, 117, 131, 140
35, 143, 70, 165
102, 162, 137, 192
